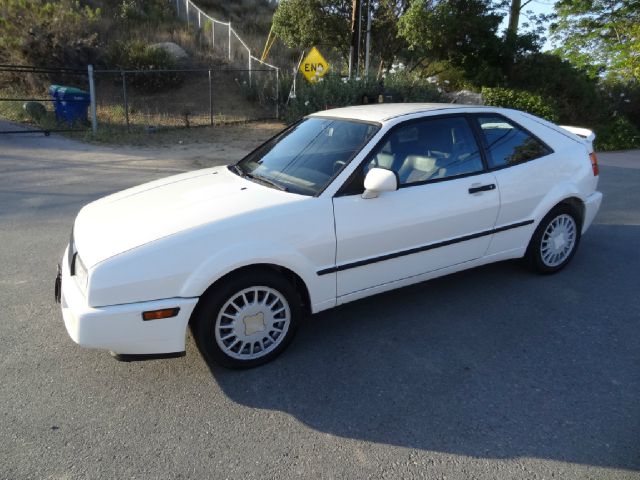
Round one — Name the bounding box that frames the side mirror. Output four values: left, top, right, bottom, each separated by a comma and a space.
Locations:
362, 168, 398, 199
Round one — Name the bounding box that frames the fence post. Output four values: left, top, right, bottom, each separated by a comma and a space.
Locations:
198, 10, 201, 29
208, 69, 213, 126
248, 54, 252, 87
212, 20, 215, 48
186, 0, 189, 26
275, 68, 279, 119
121, 70, 129, 131
228, 24, 232, 61
87, 64, 97, 134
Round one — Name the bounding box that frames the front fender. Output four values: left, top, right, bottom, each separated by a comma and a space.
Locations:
88, 197, 337, 311
179, 240, 334, 310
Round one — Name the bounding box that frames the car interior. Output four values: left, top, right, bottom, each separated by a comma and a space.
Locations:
364, 118, 484, 187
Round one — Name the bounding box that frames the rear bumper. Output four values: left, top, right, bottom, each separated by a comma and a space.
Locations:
59, 247, 199, 355
582, 191, 603, 234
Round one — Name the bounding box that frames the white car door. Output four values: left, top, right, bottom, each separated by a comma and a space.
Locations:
330, 115, 500, 297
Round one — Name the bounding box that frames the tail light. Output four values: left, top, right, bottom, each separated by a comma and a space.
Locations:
589, 152, 599, 176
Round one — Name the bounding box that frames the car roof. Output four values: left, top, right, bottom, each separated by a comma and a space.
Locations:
308, 103, 487, 123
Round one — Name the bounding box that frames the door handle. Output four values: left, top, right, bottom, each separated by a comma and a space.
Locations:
468, 183, 496, 194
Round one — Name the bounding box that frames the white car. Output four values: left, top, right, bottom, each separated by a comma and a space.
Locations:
55, 103, 602, 368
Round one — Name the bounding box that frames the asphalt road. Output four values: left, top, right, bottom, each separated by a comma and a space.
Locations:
1, 128, 639, 480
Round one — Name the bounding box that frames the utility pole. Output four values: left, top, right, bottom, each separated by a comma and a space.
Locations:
356, 0, 362, 78
505, 0, 533, 74
348, 0, 361, 79
506, 0, 521, 41
364, 0, 371, 77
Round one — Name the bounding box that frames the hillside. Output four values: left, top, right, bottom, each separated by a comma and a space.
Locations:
0, 0, 283, 132
0, 0, 278, 70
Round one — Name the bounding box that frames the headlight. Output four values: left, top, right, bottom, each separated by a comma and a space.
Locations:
73, 253, 88, 292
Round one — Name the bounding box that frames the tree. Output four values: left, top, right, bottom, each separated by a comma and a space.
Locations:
551, 0, 640, 80
272, 0, 351, 59
273, 0, 410, 74
501, 0, 550, 73
397, 0, 504, 84
371, 0, 409, 71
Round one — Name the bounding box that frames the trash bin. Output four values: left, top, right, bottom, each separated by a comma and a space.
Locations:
48, 85, 64, 121
49, 85, 90, 125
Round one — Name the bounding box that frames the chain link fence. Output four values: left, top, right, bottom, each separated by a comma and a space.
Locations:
0, 64, 280, 135
174, 0, 280, 85
0, 64, 91, 134
0, 0, 282, 135
93, 67, 278, 130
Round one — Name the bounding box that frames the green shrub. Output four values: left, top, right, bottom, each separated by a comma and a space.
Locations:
509, 53, 603, 125
283, 75, 382, 122
418, 60, 485, 92
113, 0, 175, 24
282, 72, 443, 123
481, 87, 559, 122
594, 116, 640, 151
0, 0, 101, 89
107, 41, 184, 93
600, 79, 640, 131
383, 70, 443, 102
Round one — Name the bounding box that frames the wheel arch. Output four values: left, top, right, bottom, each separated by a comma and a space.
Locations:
524, 196, 584, 273
531, 182, 586, 229
190, 263, 312, 324
556, 196, 585, 227
524, 191, 585, 255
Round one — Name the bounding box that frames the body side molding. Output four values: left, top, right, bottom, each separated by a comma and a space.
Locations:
317, 219, 534, 276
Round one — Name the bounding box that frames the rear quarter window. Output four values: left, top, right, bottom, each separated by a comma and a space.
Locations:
477, 116, 552, 168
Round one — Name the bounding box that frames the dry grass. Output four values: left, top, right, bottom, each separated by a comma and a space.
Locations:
72, 119, 284, 147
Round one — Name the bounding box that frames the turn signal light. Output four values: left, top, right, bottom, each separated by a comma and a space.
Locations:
590, 152, 599, 176
142, 308, 180, 321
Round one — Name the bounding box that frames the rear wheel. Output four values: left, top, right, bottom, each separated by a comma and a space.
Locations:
525, 205, 582, 274
191, 269, 301, 369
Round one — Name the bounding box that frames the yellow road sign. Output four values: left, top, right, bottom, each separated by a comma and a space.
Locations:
300, 47, 329, 83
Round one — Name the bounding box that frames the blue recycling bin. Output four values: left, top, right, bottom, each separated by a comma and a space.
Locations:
49, 85, 90, 125
48, 85, 64, 121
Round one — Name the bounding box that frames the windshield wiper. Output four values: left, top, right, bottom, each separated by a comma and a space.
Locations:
229, 164, 288, 192
244, 172, 288, 191
229, 164, 244, 176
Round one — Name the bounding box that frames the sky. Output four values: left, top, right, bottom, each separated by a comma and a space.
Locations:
513, 0, 557, 50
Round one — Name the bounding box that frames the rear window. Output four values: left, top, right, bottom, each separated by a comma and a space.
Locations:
477, 116, 552, 168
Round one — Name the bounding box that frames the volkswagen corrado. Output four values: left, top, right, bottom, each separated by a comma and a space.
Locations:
55, 103, 602, 368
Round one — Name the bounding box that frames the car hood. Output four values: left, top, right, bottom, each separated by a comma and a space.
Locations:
73, 166, 303, 267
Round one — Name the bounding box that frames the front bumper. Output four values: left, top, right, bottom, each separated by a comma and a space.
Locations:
58, 247, 199, 355
582, 191, 603, 234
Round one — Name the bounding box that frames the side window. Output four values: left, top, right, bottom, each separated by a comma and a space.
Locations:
363, 116, 484, 187
477, 116, 552, 168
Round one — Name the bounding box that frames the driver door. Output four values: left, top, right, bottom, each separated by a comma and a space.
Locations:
331, 115, 500, 297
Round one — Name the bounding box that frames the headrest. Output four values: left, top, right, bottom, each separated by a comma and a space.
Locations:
406, 155, 437, 172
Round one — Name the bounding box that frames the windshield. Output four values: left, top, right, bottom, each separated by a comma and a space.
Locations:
233, 117, 380, 196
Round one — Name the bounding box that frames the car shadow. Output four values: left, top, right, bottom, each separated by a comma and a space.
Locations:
202, 225, 640, 471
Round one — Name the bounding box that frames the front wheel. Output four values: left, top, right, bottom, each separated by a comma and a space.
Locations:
525, 205, 582, 274
191, 270, 301, 369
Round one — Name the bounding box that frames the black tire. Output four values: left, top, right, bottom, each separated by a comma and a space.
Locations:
191, 269, 302, 369
524, 204, 582, 274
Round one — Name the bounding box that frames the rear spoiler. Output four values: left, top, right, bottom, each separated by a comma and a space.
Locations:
560, 125, 596, 150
